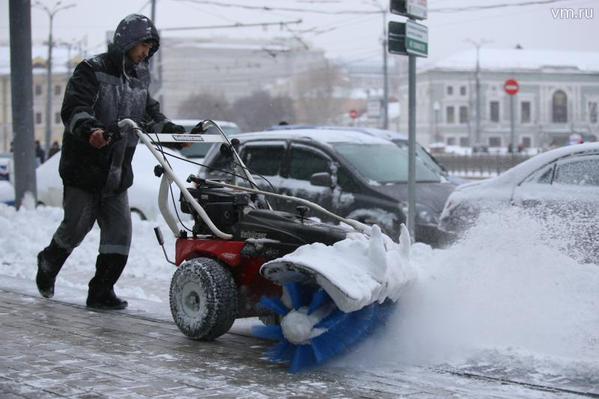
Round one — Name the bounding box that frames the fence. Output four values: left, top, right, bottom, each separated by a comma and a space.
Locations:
434, 153, 531, 178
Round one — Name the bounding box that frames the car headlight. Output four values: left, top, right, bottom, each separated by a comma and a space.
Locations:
400, 202, 439, 226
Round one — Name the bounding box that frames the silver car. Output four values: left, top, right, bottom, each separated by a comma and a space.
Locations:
439, 143, 599, 260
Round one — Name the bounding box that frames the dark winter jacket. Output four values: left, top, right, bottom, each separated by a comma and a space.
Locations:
59, 14, 171, 193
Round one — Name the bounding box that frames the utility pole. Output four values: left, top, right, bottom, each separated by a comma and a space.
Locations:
382, 10, 389, 129
9, 0, 36, 208
370, 1, 389, 130
466, 39, 491, 148
34, 1, 75, 155
149, 0, 160, 96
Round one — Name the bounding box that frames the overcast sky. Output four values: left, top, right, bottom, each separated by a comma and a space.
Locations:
1, 0, 597, 67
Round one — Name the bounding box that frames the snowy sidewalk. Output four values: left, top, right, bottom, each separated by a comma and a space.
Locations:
0, 287, 366, 398
0, 284, 595, 398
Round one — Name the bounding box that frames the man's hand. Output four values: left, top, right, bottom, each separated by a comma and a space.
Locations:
161, 121, 186, 133
89, 129, 110, 149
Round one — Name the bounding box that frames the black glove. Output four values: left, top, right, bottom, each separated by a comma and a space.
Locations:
161, 121, 186, 133
103, 122, 122, 143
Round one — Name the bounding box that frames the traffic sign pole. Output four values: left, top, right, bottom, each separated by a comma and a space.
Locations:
390, 0, 428, 241
510, 94, 516, 157
504, 79, 519, 157
408, 54, 416, 240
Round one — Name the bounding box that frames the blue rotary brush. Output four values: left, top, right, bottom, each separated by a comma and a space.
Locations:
252, 282, 394, 372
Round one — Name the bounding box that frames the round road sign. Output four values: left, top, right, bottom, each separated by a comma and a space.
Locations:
504, 79, 519, 96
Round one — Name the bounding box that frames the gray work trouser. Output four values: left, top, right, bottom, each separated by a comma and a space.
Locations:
52, 186, 132, 256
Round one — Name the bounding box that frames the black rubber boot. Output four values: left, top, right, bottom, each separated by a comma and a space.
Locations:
86, 253, 128, 310
36, 240, 70, 298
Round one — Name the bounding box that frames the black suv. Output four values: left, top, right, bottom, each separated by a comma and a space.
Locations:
200, 128, 455, 246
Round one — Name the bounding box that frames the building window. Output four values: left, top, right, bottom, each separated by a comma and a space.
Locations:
446, 106, 455, 123
489, 136, 501, 147
552, 90, 568, 123
447, 86, 454, 96
489, 101, 500, 122
589, 101, 598, 124
446, 137, 456, 146
55, 112, 61, 125
459, 106, 468, 124
54, 85, 62, 96
459, 137, 470, 147
521, 101, 531, 124
35, 112, 42, 124
521, 137, 531, 148
35, 85, 42, 96
460, 86, 466, 96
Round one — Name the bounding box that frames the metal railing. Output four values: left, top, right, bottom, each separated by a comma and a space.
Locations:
435, 153, 531, 177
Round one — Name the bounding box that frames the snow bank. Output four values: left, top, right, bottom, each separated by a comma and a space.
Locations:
0, 203, 176, 305
261, 224, 415, 313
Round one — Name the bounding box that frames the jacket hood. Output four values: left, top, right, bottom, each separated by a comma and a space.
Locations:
111, 14, 160, 59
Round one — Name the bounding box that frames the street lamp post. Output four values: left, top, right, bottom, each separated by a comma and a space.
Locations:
465, 39, 491, 148
34, 1, 75, 155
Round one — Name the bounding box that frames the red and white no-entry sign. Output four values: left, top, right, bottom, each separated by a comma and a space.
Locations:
504, 79, 519, 96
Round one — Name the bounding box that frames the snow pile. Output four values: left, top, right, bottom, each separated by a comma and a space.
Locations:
343, 207, 599, 371
0, 181, 14, 203
261, 224, 415, 313
0, 203, 176, 306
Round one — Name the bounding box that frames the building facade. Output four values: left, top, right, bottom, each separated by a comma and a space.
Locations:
398, 49, 599, 150
0, 46, 72, 153
155, 37, 330, 118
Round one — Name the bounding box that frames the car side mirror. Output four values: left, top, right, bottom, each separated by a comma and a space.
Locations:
310, 172, 333, 188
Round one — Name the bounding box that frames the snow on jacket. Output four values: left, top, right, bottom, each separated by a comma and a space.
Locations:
59, 14, 169, 194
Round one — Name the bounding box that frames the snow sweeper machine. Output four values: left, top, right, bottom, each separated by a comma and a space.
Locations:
119, 118, 412, 372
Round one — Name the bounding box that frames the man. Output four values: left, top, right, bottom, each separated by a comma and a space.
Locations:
36, 14, 185, 310
35, 140, 45, 165
48, 141, 61, 158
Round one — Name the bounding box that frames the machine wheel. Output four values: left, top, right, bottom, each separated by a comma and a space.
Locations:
169, 257, 238, 341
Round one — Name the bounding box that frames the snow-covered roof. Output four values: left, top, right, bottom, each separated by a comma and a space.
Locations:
236, 128, 393, 145
426, 49, 599, 73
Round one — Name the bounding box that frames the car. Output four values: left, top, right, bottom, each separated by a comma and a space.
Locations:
267, 125, 465, 186
439, 143, 599, 259
0, 153, 11, 181
172, 119, 241, 160
200, 128, 456, 246
36, 144, 198, 220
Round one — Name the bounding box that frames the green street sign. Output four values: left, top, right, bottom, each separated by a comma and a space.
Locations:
388, 20, 428, 57
406, 20, 428, 57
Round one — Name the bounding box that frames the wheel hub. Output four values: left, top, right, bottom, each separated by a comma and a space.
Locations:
181, 282, 204, 317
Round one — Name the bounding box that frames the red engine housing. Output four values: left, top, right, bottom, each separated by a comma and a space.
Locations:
175, 238, 281, 318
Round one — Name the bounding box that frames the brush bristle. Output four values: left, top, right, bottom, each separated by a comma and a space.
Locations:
253, 282, 395, 372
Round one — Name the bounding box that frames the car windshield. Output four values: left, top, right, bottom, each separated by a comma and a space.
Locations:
333, 142, 442, 183
392, 140, 447, 176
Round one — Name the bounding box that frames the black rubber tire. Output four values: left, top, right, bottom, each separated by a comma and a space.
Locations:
169, 257, 238, 341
